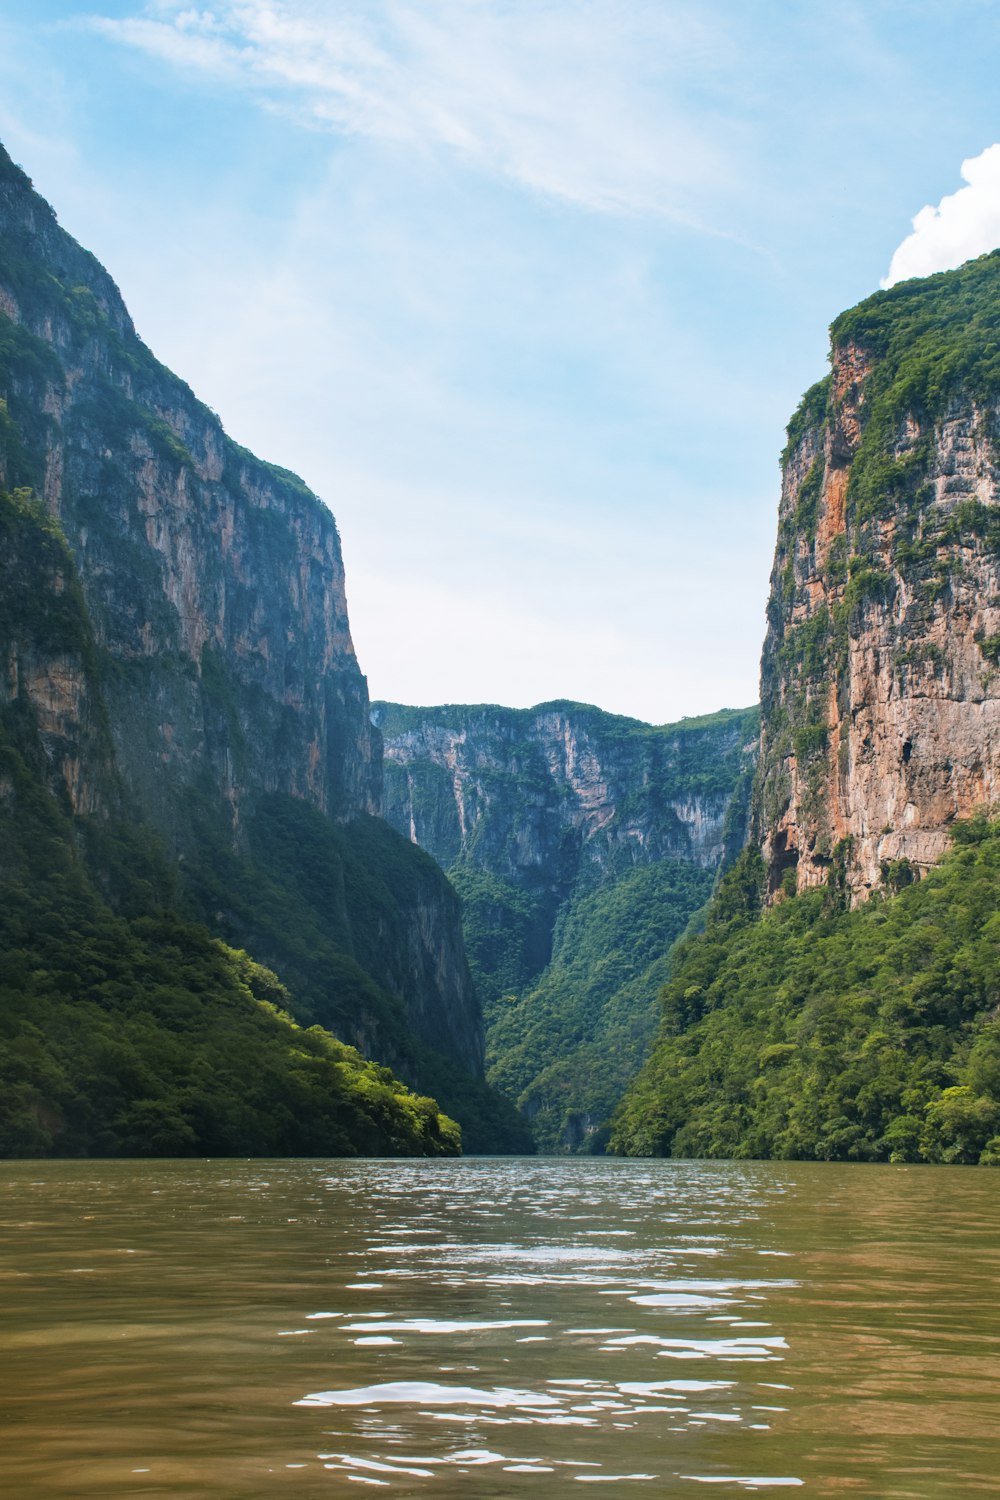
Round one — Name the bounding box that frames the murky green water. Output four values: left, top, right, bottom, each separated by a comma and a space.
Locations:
0, 1158, 998, 1497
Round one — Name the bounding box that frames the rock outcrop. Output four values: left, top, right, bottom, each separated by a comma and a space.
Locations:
376, 699, 757, 913
0, 142, 520, 1146
755, 252, 1000, 900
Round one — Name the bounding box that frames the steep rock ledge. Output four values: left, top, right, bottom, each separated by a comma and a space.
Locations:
755, 252, 1000, 900
0, 142, 505, 1142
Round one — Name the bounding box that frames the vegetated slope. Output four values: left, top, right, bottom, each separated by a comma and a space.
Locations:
0, 488, 458, 1157
487, 858, 716, 1152
375, 699, 759, 1150
0, 141, 530, 1154
615, 253, 1000, 1163
610, 824, 1000, 1165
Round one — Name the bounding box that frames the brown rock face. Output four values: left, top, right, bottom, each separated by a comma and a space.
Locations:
0, 148, 377, 829
0, 143, 491, 1107
755, 255, 1000, 900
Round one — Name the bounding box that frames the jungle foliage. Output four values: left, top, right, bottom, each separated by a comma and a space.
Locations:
610, 823, 1000, 1165
179, 793, 534, 1155
487, 860, 715, 1153
0, 736, 460, 1160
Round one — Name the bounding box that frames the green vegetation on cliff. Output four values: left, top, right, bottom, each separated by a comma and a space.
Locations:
0, 802, 460, 1158
611, 823, 1000, 1165
760, 252, 1000, 868
832, 249, 1000, 440
376, 700, 758, 1151
0, 487, 459, 1158
179, 793, 534, 1154
488, 860, 714, 1152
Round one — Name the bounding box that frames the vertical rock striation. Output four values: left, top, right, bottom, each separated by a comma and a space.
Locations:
755, 252, 1000, 900
376, 699, 757, 901
0, 144, 377, 829
375, 699, 758, 1148
0, 141, 510, 1142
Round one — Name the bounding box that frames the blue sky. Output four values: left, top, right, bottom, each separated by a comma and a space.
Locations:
3, 1, 1000, 723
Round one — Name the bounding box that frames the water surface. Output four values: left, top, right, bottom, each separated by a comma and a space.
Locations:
1, 1157, 997, 1497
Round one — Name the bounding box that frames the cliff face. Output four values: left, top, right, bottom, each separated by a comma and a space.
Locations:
611, 258, 1000, 1165
0, 489, 112, 817
376, 699, 756, 900
0, 143, 505, 1140
0, 148, 377, 830
375, 699, 758, 1149
756, 252, 1000, 901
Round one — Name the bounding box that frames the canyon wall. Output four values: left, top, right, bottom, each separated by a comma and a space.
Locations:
612, 254, 1000, 1165
377, 699, 757, 896
0, 143, 376, 829
376, 699, 758, 1149
0, 142, 516, 1143
755, 252, 1000, 900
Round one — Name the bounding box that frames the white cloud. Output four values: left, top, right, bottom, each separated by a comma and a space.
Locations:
882, 143, 1000, 288
90, 0, 738, 223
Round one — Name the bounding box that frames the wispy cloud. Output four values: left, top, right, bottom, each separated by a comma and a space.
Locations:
89, 0, 738, 222
883, 143, 1000, 287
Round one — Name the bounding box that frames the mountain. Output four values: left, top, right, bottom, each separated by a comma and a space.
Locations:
612, 253, 1000, 1165
0, 141, 530, 1156
374, 699, 759, 1150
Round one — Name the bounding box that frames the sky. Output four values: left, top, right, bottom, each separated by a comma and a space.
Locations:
3, 3, 1000, 724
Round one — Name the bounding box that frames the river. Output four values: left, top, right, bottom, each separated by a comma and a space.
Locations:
1, 1157, 997, 1497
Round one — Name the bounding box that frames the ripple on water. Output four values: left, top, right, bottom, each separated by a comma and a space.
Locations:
298, 1382, 562, 1408
9, 1156, 996, 1495
340, 1319, 550, 1334
285, 1162, 808, 1489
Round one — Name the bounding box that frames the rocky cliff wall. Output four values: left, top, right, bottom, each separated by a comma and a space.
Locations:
0, 143, 495, 1118
0, 146, 377, 829
755, 253, 1000, 901
375, 698, 758, 1149
375, 699, 758, 899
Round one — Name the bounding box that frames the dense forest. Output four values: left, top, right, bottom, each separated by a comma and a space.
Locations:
611, 822, 1000, 1164
486, 859, 714, 1150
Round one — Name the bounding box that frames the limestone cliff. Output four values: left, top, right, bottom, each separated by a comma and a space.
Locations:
756, 252, 1000, 901
376, 699, 756, 907
375, 699, 758, 1149
612, 257, 1000, 1165
0, 145, 376, 828
0, 142, 517, 1146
